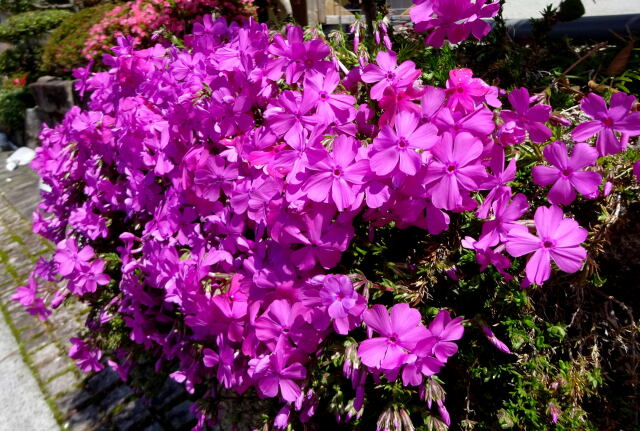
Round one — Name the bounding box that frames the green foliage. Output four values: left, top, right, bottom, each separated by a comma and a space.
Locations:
0, 40, 41, 76
0, 0, 36, 13
0, 86, 33, 134
41, 3, 116, 75
0, 9, 72, 44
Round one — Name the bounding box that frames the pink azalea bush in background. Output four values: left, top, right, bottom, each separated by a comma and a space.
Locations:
82, 0, 255, 62
15, 13, 640, 430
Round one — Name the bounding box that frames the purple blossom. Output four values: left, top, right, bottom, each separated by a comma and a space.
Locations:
424, 131, 487, 211
358, 303, 430, 371
506, 205, 587, 285
69, 337, 104, 372
532, 141, 602, 205
572, 92, 640, 156
301, 136, 370, 211
411, 0, 500, 48
501, 88, 552, 143
370, 111, 438, 176
361, 51, 421, 100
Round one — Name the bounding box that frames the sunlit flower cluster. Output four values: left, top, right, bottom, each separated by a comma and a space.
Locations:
17, 16, 640, 429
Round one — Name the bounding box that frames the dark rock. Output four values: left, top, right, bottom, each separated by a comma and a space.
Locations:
24, 108, 53, 148
28, 76, 75, 116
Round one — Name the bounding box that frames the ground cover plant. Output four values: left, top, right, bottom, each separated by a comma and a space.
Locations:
16, 1, 640, 430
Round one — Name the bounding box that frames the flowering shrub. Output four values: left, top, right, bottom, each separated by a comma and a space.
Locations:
81, 0, 255, 63
17, 13, 640, 431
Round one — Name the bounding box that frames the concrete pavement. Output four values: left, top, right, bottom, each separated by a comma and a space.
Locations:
502, 0, 640, 20
0, 313, 59, 431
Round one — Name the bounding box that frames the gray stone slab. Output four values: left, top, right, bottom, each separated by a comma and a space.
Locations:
0, 310, 59, 431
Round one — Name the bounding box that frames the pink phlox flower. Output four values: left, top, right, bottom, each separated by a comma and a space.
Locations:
289, 205, 354, 270
500, 88, 552, 143
370, 111, 438, 176
532, 141, 602, 205
69, 337, 104, 372
252, 343, 307, 402
72, 59, 95, 98
420, 85, 446, 121
67, 259, 110, 295
549, 402, 562, 424
254, 299, 321, 354
433, 105, 495, 137
304, 69, 356, 124
303, 274, 366, 334
427, 310, 464, 363
572, 92, 640, 156
496, 119, 527, 146
444, 68, 492, 113
230, 174, 282, 223
424, 131, 488, 211
193, 154, 239, 202
481, 325, 512, 354
476, 146, 517, 218
475, 193, 529, 250
505, 205, 587, 285
13, 282, 37, 307
54, 238, 95, 277
264, 90, 318, 144
411, 0, 500, 48
378, 84, 424, 126
287, 39, 331, 84
301, 136, 370, 211
202, 347, 219, 368
358, 303, 430, 371
361, 51, 421, 100
462, 236, 514, 280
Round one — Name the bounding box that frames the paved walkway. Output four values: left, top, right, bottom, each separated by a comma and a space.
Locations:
502, 0, 640, 19
0, 151, 198, 431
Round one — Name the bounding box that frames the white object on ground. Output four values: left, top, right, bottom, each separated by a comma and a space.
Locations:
5, 147, 36, 172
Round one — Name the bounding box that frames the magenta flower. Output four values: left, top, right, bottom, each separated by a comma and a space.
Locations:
475, 193, 529, 250
424, 132, 487, 211
463, 236, 514, 280
500, 88, 552, 143
301, 136, 370, 211
304, 70, 356, 124
254, 300, 320, 353
476, 146, 517, 219
532, 141, 602, 205
253, 347, 307, 402
193, 155, 238, 202
506, 205, 587, 285
427, 310, 464, 362
68, 260, 111, 295
358, 303, 429, 370
69, 337, 104, 372
361, 51, 421, 100
317, 274, 366, 334
444, 68, 492, 113
54, 238, 94, 277
264, 90, 317, 144
370, 111, 438, 176
411, 0, 500, 48
481, 326, 512, 354
572, 92, 640, 156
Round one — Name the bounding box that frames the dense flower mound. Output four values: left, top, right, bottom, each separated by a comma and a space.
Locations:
18, 17, 640, 429
82, 0, 255, 62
